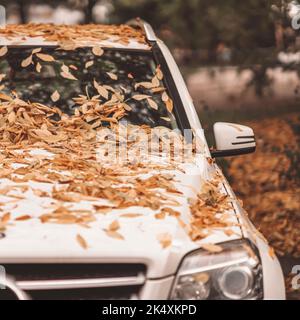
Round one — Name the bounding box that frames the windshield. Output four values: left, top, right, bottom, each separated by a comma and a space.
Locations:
0, 46, 178, 129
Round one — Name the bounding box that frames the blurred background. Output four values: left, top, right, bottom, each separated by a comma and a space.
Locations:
1, 0, 300, 299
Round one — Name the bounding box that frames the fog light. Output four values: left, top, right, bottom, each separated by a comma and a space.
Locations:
217, 265, 254, 299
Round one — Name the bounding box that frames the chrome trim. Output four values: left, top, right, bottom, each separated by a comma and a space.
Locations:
143, 22, 157, 42
126, 19, 157, 42
16, 273, 146, 290
1, 276, 30, 300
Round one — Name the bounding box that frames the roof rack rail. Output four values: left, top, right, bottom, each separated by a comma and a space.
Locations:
126, 18, 157, 42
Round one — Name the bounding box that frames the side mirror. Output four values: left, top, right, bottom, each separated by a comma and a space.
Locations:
211, 122, 256, 157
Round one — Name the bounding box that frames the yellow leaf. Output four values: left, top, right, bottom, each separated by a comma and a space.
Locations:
92, 46, 104, 56
147, 98, 158, 110
105, 230, 124, 240
36, 53, 55, 62
60, 71, 77, 80
108, 220, 120, 231
201, 243, 223, 253
21, 55, 33, 68
85, 60, 94, 69
32, 47, 42, 54
76, 234, 88, 249
0, 46, 8, 57
51, 90, 60, 102
106, 72, 118, 80
94, 79, 108, 99
15, 215, 31, 221
36, 62, 42, 73
132, 94, 150, 101
157, 233, 172, 248
8, 111, 16, 124
156, 66, 163, 80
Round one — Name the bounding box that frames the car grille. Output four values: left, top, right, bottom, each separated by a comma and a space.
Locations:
0, 263, 146, 300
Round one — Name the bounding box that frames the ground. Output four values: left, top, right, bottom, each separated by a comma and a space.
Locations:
225, 112, 300, 300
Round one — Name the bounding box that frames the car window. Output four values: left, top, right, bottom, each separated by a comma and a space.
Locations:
0, 47, 178, 129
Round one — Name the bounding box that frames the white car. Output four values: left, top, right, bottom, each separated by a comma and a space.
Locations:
0, 21, 285, 300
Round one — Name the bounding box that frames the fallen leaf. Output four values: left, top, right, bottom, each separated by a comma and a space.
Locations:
106, 72, 118, 80
94, 79, 109, 99
92, 46, 104, 56
147, 98, 158, 110
36, 53, 55, 62
157, 233, 172, 248
269, 247, 276, 259
21, 55, 33, 68
36, 62, 42, 73
15, 215, 31, 221
76, 234, 88, 249
0, 46, 8, 57
132, 94, 150, 101
201, 243, 223, 253
60, 71, 77, 80
108, 220, 120, 231
105, 230, 124, 240
51, 90, 60, 102
85, 60, 94, 69
32, 47, 42, 54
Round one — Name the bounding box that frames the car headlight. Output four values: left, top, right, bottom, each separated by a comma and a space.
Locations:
170, 239, 263, 300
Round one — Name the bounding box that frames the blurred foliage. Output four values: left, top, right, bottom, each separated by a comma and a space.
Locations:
111, 0, 276, 50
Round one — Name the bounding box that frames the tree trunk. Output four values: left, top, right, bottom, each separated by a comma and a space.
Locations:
18, 0, 26, 24
84, 0, 97, 24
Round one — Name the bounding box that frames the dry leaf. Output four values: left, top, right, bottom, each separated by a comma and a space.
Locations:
21, 55, 33, 68
108, 220, 120, 231
106, 72, 118, 80
85, 60, 94, 69
60, 71, 77, 80
36, 62, 42, 73
147, 98, 158, 110
201, 243, 223, 253
15, 215, 31, 221
32, 47, 42, 54
0, 46, 8, 57
157, 233, 172, 248
92, 46, 104, 56
1, 212, 11, 224
132, 94, 150, 101
94, 79, 108, 99
269, 247, 276, 259
156, 66, 163, 80
51, 90, 60, 102
36, 53, 55, 62
105, 230, 124, 240
76, 234, 88, 249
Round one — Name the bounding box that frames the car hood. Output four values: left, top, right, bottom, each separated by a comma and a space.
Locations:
0, 151, 242, 278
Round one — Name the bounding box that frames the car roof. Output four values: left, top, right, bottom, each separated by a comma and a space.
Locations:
0, 23, 151, 50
